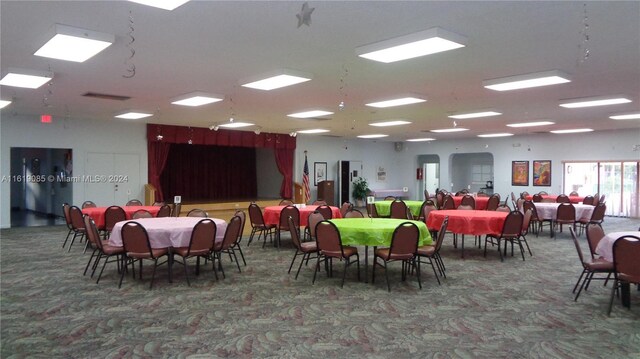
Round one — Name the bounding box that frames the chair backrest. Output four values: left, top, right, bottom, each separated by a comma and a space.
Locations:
582, 195, 594, 205
187, 208, 208, 218
172, 203, 182, 217
613, 236, 640, 281
500, 210, 524, 238
234, 209, 246, 241
83, 214, 103, 250
569, 191, 579, 196
485, 194, 500, 211
125, 199, 143, 206
521, 209, 533, 235
152, 201, 165, 206
589, 203, 606, 223
279, 205, 300, 231
515, 198, 525, 211
424, 189, 430, 201
456, 189, 469, 195
436, 192, 445, 209
586, 223, 605, 259
556, 194, 570, 203
390, 200, 409, 219
156, 204, 172, 217
279, 199, 294, 206
520, 191, 530, 199
496, 204, 511, 213
82, 200, 97, 209
306, 211, 325, 239
312, 200, 327, 206
62, 203, 72, 228
187, 218, 217, 255
69, 205, 86, 231
104, 206, 126, 231
433, 216, 450, 253
288, 216, 303, 250
220, 215, 242, 250
457, 204, 474, 211
315, 220, 345, 257
522, 200, 539, 220
599, 194, 606, 204
421, 202, 437, 223
569, 227, 587, 267
388, 222, 419, 259
248, 202, 266, 227
538, 191, 548, 195
384, 196, 396, 201
132, 209, 153, 219
339, 202, 352, 218
556, 203, 576, 221
442, 195, 455, 210
460, 195, 475, 209
532, 194, 543, 202
121, 221, 153, 256
345, 209, 365, 218
592, 193, 600, 206
316, 205, 333, 219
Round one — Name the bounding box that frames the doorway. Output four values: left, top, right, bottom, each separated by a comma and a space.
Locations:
418, 155, 440, 198
450, 153, 494, 194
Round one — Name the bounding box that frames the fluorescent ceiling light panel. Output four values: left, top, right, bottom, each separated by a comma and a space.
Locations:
365, 96, 426, 108
559, 95, 632, 108
0, 100, 11, 109
406, 138, 435, 142
356, 27, 467, 63
430, 128, 469, 133
609, 112, 640, 120
550, 128, 594, 134
34, 24, 114, 62
369, 120, 412, 127
483, 70, 571, 91
287, 110, 333, 118
297, 129, 330, 134
128, 0, 190, 10
0, 68, 53, 89
241, 69, 312, 91
477, 133, 513, 138
218, 121, 254, 128
448, 111, 502, 119
357, 134, 388, 139
115, 111, 153, 120
171, 92, 223, 107
506, 121, 555, 128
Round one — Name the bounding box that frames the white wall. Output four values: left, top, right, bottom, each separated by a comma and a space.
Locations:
1, 114, 148, 228
255, 147, 282, 199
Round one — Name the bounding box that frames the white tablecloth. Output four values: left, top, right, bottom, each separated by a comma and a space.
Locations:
595, 231, 640, 262
533, 203, 594, 221
108, 217, 227, 249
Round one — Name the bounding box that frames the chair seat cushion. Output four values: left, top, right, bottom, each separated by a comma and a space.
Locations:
585, 258, 613, 271
101, 242, 124, 255
321, 246, 358, 258
173, 247, 210, 257
300, 241, 318, 252
417, 245, 435, 256
128, 248, 169, 259
374, 248, 414, 260
618, 272, 640, 284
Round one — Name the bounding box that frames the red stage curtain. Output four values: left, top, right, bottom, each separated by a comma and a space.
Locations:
147, 141, 171, 201
274, 148, 294, 199
160, 144, 257, 201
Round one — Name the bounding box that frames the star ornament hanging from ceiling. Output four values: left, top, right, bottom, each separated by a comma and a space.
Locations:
296, 2, 315, 28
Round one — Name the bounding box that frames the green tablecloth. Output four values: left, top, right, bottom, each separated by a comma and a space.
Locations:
374, 200, 424, 217
328, 218, 432, 247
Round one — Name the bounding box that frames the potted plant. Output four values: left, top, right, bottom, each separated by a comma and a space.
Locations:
352, 177, 370, 207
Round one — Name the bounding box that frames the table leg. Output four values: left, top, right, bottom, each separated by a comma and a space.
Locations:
168, 250, 173, 283
622, 283, 631, 308
364, 246, 369, 283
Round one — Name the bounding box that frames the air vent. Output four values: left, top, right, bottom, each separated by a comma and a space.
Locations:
83, 92, 131, 101
321, 134, 342, 138
304, 117, 331, 121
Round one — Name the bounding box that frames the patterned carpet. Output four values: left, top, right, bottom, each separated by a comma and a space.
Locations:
2, 217, 639, 358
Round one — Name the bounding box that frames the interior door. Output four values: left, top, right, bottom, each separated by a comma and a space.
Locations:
85, 153, 141, 206
113, 154, 141, 205
85, 153, 115, 206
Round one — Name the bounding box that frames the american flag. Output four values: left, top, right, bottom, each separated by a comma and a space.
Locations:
302, 154, 310, 203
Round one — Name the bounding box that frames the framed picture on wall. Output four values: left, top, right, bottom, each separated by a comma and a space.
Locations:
533, 160, 552, 186
314, 162, 327, 186
511, 161, 529, 186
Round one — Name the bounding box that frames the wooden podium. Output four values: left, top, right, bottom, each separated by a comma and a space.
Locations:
317, 180, 335, 206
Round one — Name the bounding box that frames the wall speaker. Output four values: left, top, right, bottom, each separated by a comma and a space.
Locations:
394, 142, 403, 152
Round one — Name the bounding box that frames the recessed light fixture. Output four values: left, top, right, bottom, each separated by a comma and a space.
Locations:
115, 111, 153, 120
171, 92, 223, 107
559, 95, 632, 108
365, 96, 426, 108
609, 112, 640, 120
0, 100, 11, 109
218, 121, 254, 128
34, 24, 114, 62
506, 121, 555, 128
297, 129, 330, 134
128, 0, 190, 10
448, 111, 502, 119
406, 138, 436, 142
0, 68, 53, 89
287, 110, 333, 118
356, 27, 467, 63
429, 128, 469, 133
477, 133, 514, 138
483, 70, 571, 91
369, 120, 412, 127
241, 69, 312, 91
357, 134, 389, 139
550, 128, 594, 134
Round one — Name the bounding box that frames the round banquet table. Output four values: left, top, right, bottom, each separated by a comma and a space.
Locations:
263, 205, 341, 226
82, 206, 161, 228
525, 194, 584, 203
595, 231, 640, 262
533, 203, 594, 221
451, 196, 490, 210
374, 200, 424, 217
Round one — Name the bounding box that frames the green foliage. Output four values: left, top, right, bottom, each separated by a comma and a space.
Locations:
352, 177, 370, 200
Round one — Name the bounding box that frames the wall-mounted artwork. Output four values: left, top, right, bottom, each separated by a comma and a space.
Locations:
533, 160, 551, 186
511, 161, 529, 186
314, 162, 326, 186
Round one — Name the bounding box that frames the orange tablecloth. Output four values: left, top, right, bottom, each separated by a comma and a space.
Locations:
82, 206, 161, 228
524, 194, 584, 203
427, 210, 508, 236
451, 196, 490, 210
263, 205, 342, 226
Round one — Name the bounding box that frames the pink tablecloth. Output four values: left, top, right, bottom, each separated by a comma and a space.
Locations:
533, 203, 594, 220
525, 194, 584, 203
108, 217, 227, 249
263, 205, 341, 226
427, 210, 508, 236
82, 206, 161, 228
451, 196, 490, 210
595, 231, 640, 262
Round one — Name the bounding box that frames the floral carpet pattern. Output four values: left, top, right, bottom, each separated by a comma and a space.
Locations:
1, 217, 639, 358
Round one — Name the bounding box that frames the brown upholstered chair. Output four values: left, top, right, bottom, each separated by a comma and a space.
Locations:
517, 209, 534, 257
315, 205, 333, 220
441, 195, 455, 210
384, 196, 396, 201
125, 199, 143, 206
67, 205, 87, 252
339, 202, 353, 218
532, 194, 543, 203
585, 223, 605, 260
82, 200, 97, 209
569, 191, 579, 197
373, 222, 421, 292
312, 200, 327, 206
420, 201, 437, 224
131, 209, 153, 219
103, 205, 126, 240
230, 209, 247, 266
417, 217, 449, 285
62, 203, 75, 249
279, 199, 294, 206
211, 215, 243, 278
582, 195, 594, 205
119, 221, 169, 289
485, 194, 500, 211
608, 235, 640, 315
436, 191, 445, 209
173, 218, 217, 285
247, 203, 276, 247
556, 194, 571, 203
390, 200, 410, 219
523, 200, 548, 236
577, 203, 606, 235
484, 210, 524, 261
569, 228, 613, 302
344, 209, 365, 218
187, 209, 208, 218
152, 201, 165, 206
156, 204, 172, 217
287, 216, 319, 280
277, 205, 300, 248
83, 215, 124, 284
313, 220, 360, 287
460, 195, 476, 209
592, 193, 600, 207
424, 189, 430, 201
304, 211, 325, 242
554, 203, 576, 236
